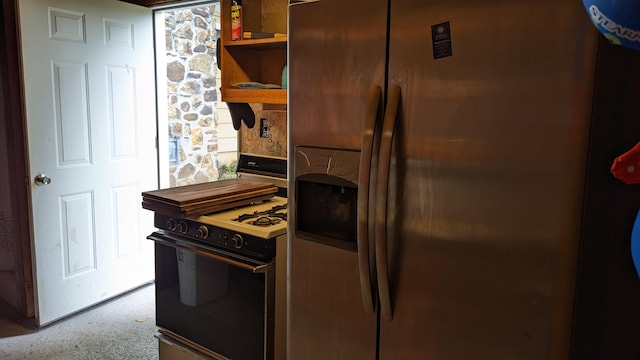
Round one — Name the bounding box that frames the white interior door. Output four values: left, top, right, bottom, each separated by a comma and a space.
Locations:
18, 0, 158, 325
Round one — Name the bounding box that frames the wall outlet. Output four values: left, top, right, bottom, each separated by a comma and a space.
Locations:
260, 118, 269, 138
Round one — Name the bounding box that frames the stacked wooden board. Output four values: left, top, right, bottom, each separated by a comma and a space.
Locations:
142, 178, 277, 218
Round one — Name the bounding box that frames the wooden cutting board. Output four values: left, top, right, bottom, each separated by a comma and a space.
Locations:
141, 178, 277, 217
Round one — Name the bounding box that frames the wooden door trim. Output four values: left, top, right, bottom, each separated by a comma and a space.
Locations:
1, 0, 35, 318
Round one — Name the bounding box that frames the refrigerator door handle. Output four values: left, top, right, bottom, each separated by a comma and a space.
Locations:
375, 85, 401, 321
357, 86, 382, 315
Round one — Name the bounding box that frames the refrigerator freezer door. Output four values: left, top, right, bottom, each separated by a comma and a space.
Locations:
288, 0, 387, 358
379, 0, 598, 359
288, 0, 387, 151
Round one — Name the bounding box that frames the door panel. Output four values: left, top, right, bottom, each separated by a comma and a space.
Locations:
19, 0, 157, 325
60, 193, 96, 277
380, 0, 598, 358
287, 239, 377, 359
287, 0, 387, 358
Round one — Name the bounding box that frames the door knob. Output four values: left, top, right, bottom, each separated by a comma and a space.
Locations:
34, 173, 52, 186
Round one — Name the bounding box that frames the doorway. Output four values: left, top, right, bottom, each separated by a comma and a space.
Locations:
154, 2, 238, 190
1, 0, 239, 323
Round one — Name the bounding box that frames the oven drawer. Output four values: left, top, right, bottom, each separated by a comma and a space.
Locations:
157, 333, 214, 360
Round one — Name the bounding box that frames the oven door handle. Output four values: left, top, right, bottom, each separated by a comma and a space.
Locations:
148, 232, 272, 273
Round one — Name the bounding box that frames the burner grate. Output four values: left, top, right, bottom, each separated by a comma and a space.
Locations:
234, 204, 288, 224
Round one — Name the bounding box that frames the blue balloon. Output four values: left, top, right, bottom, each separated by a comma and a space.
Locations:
583, 0, 640, 51
631, 209, 640, 280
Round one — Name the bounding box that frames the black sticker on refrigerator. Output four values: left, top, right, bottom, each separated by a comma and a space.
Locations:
431, 21, 452, 59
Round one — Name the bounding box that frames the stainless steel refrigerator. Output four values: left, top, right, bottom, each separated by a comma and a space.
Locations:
287, 0, 640, 359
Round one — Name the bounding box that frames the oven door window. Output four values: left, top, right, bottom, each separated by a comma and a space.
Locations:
151, 232, 273, 360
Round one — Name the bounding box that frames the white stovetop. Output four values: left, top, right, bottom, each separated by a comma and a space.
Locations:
188, 196, 288, 239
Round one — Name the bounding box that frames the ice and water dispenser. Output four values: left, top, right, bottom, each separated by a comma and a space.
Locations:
294, 146, 360, 251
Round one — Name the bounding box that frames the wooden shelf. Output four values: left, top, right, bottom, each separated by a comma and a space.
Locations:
220, 0, 288, 106
222, 88, 287, 105
225, 37, 287, 48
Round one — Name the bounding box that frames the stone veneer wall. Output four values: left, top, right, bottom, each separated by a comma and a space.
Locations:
163, 4, 238, 187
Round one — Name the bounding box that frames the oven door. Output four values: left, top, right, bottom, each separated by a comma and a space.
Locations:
148, 231, 275, 360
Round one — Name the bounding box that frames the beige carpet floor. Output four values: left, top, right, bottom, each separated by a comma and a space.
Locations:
0, 283, 157, 360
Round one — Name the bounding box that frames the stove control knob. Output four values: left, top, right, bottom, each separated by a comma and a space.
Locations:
196, 225, 209, 239
166, 218, 177, 231
231, 234, 244, 249
177, 221, 189, 234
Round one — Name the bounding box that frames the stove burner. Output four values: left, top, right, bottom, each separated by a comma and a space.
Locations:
233, 203, 288, 224
252, 216, 282, 226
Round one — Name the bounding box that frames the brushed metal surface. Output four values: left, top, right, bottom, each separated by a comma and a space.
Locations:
288, 0, 387, 358
379, 0, 598, 359
288, 0, 388, 151
294, 146, 361, 183
289, 0, 600, 359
